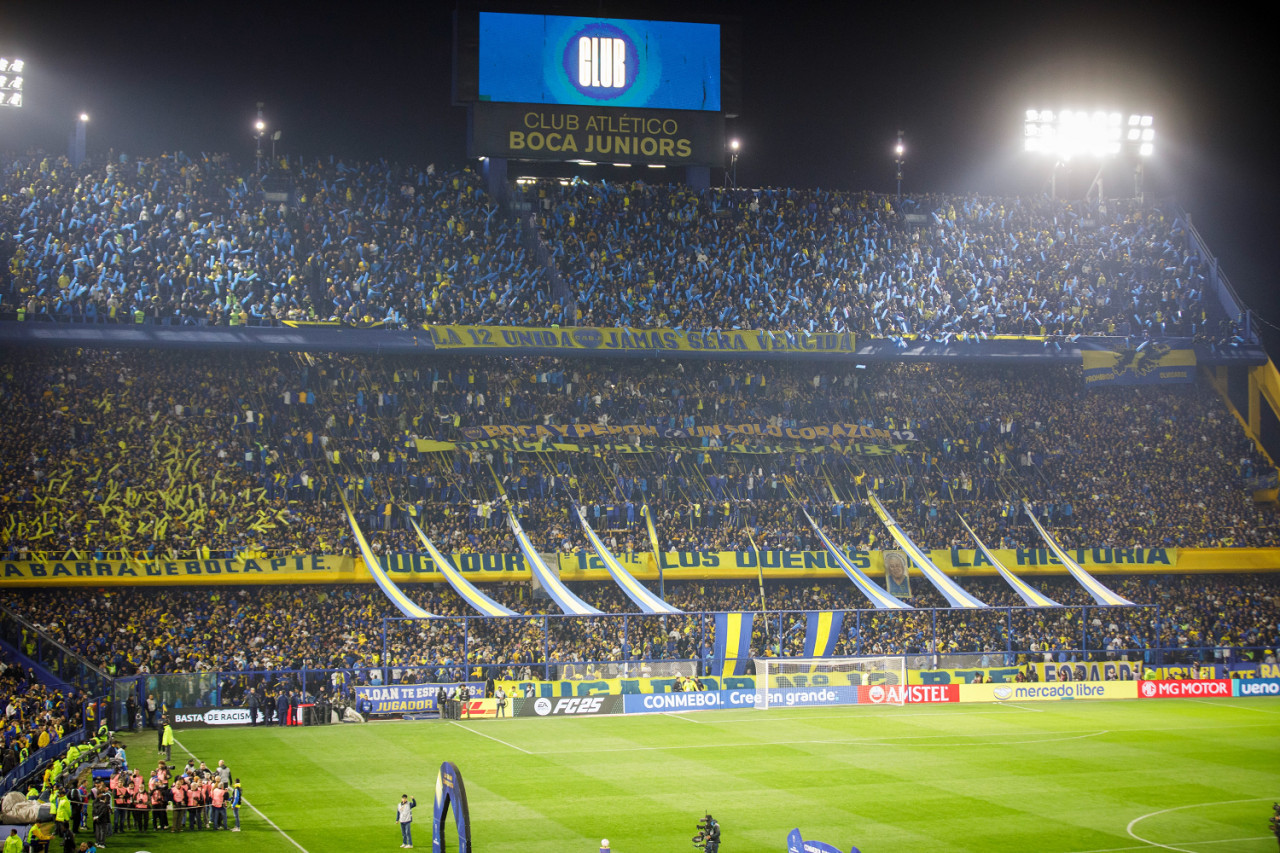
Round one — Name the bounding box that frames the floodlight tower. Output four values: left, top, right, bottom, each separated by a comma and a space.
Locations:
0, 57, 23, 109
254, 102, 266, 173
70, 113, 89, 168
727, 138, 740, 188
1023, 109, 1154, 202
894, 130, 905, 202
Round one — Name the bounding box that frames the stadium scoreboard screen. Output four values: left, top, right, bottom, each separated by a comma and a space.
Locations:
478, 13, 720, 111
456, 10, 732, 167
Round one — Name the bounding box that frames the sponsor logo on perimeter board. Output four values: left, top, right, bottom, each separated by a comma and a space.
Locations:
1138, 680, 1231, 699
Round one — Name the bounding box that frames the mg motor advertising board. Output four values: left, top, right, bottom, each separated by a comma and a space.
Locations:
1137, 679, 1232, 699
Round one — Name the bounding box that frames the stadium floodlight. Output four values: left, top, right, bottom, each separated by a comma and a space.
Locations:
79, 113, 89, 123
894, 129, 906, 201
254, 102, 266, 172
727, 138, 740, 188
1024, 107, 1154, 159
0, 57, 24, 108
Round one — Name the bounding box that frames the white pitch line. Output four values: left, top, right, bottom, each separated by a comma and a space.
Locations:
1185, 698, 1280, 714
174, 736, 310, 853
1126, 797, 1278, 853
450, 720, 533, 754
662, 712, 703, 724
1068, 838, 1272, 853
1003, 702, 1045, 712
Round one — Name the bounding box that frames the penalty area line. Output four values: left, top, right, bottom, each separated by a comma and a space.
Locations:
173, 736, 311, 853
450, 720, 533, 754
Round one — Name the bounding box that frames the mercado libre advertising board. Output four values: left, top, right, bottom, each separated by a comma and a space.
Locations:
960, 682, 1138, 702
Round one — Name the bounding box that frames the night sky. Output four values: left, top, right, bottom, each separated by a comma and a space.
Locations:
2, 1, 1274, 339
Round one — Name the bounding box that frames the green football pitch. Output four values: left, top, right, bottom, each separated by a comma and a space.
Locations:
103, 697, 1280, 853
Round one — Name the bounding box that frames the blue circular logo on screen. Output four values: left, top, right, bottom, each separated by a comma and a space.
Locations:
562, 23, 638, 101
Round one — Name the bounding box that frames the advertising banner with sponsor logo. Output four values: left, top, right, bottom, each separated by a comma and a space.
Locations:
456, 698, 504, 719
961, 682, 1137, 703
513, 695, 624, 718
860, 684, 958, 705
1234, 678, 1280, 698
624, 686, 861, 714
1136, 679, 1232, 700
356, 682, 485, 715
170, 708, 255, 729
624, 689, 755, 714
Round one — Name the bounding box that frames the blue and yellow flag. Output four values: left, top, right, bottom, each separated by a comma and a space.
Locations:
642, 502, 667, 599
575, 507, 682, 614
712, 611, 755, 676
507, 510, 603, 615
957, 513, 1060, 607
408, 518, 518, 617
341, 494, 437, 619
868, 494, 986, 608
1022, 502, 1135, 606
802, 611, 844, 658
801, 508, 911, 610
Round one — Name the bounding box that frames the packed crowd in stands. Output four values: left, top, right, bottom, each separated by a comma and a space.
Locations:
1, 574, 1276, 685
1, 349, 1273, 562
518, 180, 1222, 339
1, 152, 558, 328
1, 152, 1242, 342
1, 659, 90, 780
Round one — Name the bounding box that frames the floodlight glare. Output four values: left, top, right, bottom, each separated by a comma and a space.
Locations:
1025, 107, 1154, 158
255, 120, 266, 132
730, 138, 740, 151
1139, 143, 1153, 157
0, 58, 24, 108
79, 113, 89, 123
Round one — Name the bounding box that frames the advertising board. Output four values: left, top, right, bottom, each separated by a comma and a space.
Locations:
514, 695, 624, 717
960, 682, 1137, 703
1234, 678, 1280, 697
1136, 680, 1231, 699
